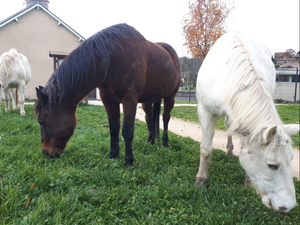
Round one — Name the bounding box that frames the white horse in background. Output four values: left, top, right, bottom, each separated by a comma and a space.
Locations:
0, 49, 31, 116
196, 31, 299, 213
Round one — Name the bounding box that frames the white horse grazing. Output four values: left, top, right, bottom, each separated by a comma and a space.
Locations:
0, 49, 31, 116
196, 31, 299, 213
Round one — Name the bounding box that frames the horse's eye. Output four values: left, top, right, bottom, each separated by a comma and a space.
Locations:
39, 121, 46, 127
268, 164, 278, 170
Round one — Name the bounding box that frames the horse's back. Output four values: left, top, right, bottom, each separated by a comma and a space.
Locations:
196, 31, 275, 114
0, 49, 31, 87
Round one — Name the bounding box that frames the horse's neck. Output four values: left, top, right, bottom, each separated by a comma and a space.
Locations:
226, 96, 282, 137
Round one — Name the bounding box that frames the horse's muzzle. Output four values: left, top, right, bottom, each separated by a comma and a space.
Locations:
43, 149, 60, 158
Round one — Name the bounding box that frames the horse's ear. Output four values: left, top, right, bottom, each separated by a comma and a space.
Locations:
283, 124, 300, 136
36, 87, 48, 105
261, 126, 277, 145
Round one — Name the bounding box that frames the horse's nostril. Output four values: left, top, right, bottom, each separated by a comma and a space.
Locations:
43, 150, 49, 156
279, 207, 287, 212
54, 152, 60, 158
43, 150, 60, 158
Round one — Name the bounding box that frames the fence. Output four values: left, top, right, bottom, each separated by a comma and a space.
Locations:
176, 69, 300, 103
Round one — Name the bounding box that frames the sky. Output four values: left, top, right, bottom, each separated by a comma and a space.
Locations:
0, 0, 299, 57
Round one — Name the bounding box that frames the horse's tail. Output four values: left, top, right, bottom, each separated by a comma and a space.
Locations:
15, 88, 19, 107
153, 100, 161, 143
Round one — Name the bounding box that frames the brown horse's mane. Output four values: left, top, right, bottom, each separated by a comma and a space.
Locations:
38, 23, 145, 111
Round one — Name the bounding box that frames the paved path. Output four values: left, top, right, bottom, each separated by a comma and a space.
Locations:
89, 100, 299, 180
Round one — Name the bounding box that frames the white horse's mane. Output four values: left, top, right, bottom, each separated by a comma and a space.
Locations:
220, 32, 288, 149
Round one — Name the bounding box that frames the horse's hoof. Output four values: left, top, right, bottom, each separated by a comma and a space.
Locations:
147, 138, 154, 145
109, 153, 119, 159
125, 162, 133, 168
244, 176, 251, 186
226, 150, 233, 155
195, 177, 207, 188
20, 112, 25, 116
125, 158, 134, 168
5, 109, 10, 112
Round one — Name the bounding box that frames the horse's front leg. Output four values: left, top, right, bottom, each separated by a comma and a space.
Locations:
3, 88, 11, 112
0, 86, 3, 106
162, 95, 175, 147
142, 103, 155, 144
196, 105, 217, 187
122, 92, 138, 167
100, 93, 120, 160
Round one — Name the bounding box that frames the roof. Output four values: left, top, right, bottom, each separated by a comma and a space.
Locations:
0, 3, 85, 42
276, 68, 299, 75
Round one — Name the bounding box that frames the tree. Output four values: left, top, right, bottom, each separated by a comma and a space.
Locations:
182, 0, 234, 59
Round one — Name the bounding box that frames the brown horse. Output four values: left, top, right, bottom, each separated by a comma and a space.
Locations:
35, 23, 180, 167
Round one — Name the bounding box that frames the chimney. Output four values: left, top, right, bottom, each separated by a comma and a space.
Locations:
26, 0, 49, 9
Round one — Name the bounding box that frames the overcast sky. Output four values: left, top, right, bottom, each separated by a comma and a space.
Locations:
0, 0, 299, 57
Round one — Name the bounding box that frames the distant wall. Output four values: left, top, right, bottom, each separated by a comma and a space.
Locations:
273, 82, 299, 102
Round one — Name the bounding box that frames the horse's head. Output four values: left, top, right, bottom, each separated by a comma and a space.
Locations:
239, 125, 299, 212
35, 86, 77, 157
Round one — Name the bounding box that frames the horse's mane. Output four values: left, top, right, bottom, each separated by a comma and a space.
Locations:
43, 23, 145, 110
0, 49, 21, 86
221, 32, 284, 147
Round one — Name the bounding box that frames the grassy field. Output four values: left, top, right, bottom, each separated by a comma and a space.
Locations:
170, 104, 300, 148
0, 104, 299, 224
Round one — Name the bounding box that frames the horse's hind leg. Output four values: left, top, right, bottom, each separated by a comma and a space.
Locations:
162, 95, 175, 147
196, 105, 217, 187
8, 88, 17, 111
226, 135, 234, 155
225, 116, 234, 155
100, 93, 120, 160
18, 83, 26, 116
142, 103, 155, 144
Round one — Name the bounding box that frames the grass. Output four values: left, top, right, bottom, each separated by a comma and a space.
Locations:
170, 105, 300, 148
0, 104, 299, 224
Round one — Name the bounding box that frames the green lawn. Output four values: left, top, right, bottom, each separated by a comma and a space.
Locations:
0, 104, 299, 224
170, 105, 300, 148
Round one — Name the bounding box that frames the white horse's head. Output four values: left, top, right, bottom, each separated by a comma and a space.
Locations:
239, 125, 299, 212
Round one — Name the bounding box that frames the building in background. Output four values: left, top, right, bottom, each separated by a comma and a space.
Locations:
0, 0, 84, 99
273, 52, 299, 102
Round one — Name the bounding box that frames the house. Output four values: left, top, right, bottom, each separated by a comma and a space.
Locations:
0, 0, 85, 99
274, 52, 299, 69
